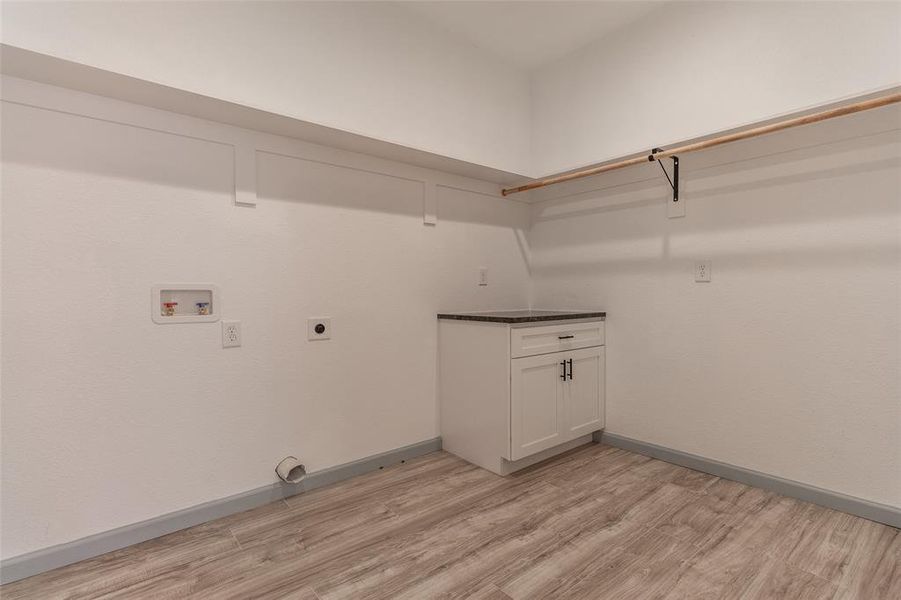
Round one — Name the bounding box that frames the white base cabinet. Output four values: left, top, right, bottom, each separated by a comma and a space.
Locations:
439, 316, 605, 475
511, 345, 604, 461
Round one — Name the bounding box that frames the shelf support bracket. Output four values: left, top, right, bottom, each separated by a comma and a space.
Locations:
649, 148, 679, 203
234, 144, 258, 207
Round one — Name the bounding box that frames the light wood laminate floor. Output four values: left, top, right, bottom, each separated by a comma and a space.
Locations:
3, 443, 899, 599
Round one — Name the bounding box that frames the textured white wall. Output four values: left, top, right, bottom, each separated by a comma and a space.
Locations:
0, 77, 532, 560
4, 2, 898, 179
530, 1, 901, 175
529, 104, 901, 507
0, 0, 532, 175
2, 1, 900, 565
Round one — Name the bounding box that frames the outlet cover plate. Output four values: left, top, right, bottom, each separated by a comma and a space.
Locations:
222, 321, 241, 348
307, 317, 331, 340
695, 260, 712, 282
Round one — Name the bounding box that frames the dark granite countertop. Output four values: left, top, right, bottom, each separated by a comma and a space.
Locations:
437, 310, 606, 324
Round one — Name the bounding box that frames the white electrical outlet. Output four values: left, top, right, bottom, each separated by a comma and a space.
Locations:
222, 321, 241, 348
695, 260, 712, 282
307, 317, 331, 340
478, 267, 488, 286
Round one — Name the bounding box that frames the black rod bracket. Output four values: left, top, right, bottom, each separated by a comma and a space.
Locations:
649, 148, 679, 202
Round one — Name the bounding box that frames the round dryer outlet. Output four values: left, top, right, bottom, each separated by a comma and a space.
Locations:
307, 317, 331, 340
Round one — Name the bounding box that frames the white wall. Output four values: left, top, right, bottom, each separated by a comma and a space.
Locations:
531, 1, 901, 175
0, 1, 532, 175
528, 104, 901, 508
0, 76, 531, 560
2, 1, 899, 565
5, 2, 898, 180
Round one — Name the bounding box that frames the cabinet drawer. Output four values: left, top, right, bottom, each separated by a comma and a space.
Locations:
511, 320, 604, 358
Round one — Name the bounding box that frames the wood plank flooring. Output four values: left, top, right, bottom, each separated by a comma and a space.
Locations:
3, 443, 898, 599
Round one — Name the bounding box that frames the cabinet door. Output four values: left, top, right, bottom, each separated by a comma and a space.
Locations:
565, 346, 605, 439
510, 353, 567, 461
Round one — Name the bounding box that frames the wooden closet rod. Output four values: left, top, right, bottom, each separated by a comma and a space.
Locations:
502, 91, 901, 196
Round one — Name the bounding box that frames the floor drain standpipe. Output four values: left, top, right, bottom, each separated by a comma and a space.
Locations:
275, 456, 307, 484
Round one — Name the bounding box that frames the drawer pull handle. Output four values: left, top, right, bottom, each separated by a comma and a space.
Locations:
560, 361, 567, 380
567, 358, 573, 381
558, 335, 575, 340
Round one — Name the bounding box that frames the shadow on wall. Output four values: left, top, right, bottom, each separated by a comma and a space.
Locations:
529, 122, 900, 279
0, 99, 525, 228
535, 126, 899, 226
256, 150, 525, 229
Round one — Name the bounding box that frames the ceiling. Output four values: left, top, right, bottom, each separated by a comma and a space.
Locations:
395, 1, 666, 71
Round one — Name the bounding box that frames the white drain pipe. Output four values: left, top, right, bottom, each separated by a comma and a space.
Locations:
275, 456, 306, 484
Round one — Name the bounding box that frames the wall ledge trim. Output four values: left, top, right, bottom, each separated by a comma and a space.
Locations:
596, 431, 900, 529
0, 437, 442, 585
0, 44, 527, 184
